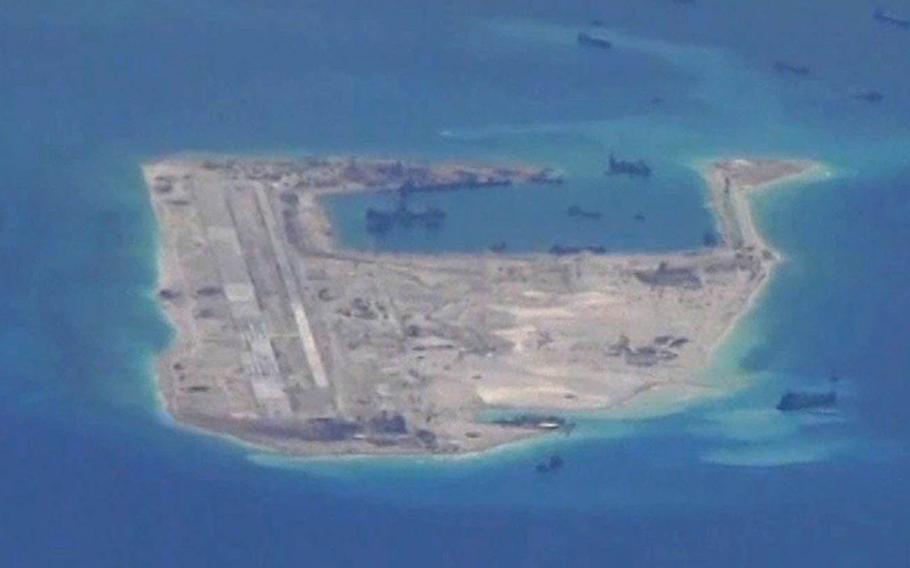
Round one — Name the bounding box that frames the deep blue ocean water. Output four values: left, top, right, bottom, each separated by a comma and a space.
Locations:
2, 0, 910, 565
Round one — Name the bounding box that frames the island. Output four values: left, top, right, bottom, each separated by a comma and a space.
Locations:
145, 155, 823, 456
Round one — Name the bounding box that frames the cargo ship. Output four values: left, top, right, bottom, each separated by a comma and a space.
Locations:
776, 375, 840, 412
874, 8, 910, 29
773, 60, 811, 76
366, 201, 446, 234
577, 32, 612, 49
606, 153, 652, 177
776, 390, 837, 412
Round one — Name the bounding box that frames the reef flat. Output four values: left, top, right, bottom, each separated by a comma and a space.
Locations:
145, 155, 821, 456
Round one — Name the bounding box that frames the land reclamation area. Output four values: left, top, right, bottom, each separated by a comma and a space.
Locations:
146, 156, 819, 456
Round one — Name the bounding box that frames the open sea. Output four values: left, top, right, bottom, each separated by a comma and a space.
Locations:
2, 0, 910, 565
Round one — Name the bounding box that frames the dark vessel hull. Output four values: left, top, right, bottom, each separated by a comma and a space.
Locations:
550, 244, 607, 256
776, 391, 837, 412
607, 154, 652, 177
366, 203, 446, 234
567, 205, 602, 220
855, 90, 884, 103
535, 455, 564, 474
577, 32, 612, 49
874, 9, 910, 29
774, 60, 811, 76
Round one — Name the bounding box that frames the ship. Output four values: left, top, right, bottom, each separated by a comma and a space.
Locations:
492, 414, 567, 429
535, 455, 565, 474
777, 374, 840, 412
776, 390, 837, 412
577, 32, 612, 49
365, 201, 446, 234
874, 8, 910, 29
854, 89, 884, 103
773, 60, 811, 76
566, 205, 603, 220
606, 153, 652, 177
550, 244, 607, 256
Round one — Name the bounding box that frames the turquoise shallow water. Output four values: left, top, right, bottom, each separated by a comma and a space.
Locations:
3, 0, 910, 565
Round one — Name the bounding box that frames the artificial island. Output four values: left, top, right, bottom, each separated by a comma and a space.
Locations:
145, 154, 822, 456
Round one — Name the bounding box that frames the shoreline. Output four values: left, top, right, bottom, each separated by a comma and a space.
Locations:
145, 154, 826, 459
700, 159, 832, 356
